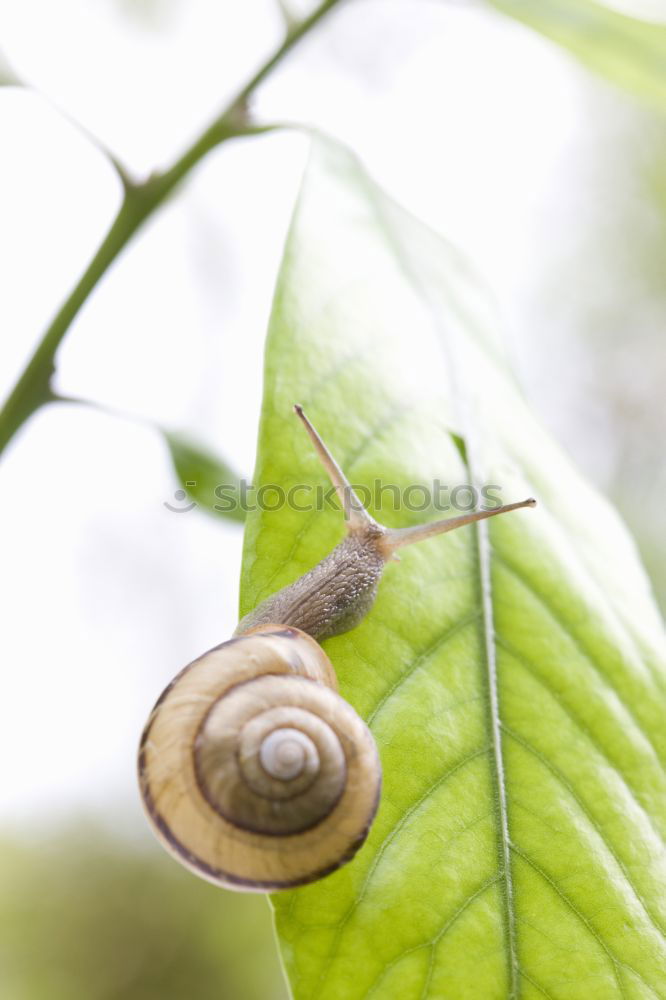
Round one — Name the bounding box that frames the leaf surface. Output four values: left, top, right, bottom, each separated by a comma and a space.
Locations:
239, 137, 666, 999
487, 0, 666, 112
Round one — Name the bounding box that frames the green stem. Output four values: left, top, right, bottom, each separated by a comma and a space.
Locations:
0, 195, 150, 456
0, 0, 344, 458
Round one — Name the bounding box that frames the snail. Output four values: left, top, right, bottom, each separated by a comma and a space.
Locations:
138, 405, 535, 891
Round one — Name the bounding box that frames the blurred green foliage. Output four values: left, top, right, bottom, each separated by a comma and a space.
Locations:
0, 823, 287, 1000
534, 99, 666, 612
603, 113, 666, 612
488, 0, 666, 112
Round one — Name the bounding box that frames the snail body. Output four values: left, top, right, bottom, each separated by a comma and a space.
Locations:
139, 406, 535, 891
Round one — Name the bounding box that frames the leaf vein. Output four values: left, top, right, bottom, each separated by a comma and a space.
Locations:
503, 723, 666, 939
365, 611, 481, 725
511, 844, 656, 1000
494, 552, 665, 768
311, 745, 491, 998
419, 876, 503, 1000
497, 635, 666, 846
362, 876, 501, 1000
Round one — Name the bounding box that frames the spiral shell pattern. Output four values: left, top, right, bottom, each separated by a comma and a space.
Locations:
138, 626, 381, 890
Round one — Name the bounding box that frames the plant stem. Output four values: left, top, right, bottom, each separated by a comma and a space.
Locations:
0, 0, 344, 458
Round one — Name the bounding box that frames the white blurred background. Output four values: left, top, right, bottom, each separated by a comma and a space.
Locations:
0, 0, 664, 859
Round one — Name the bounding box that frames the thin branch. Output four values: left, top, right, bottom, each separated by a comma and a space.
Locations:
0, 0, 345, 458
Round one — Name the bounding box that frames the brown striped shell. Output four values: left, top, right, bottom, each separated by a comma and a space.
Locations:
138, 625, 381, 891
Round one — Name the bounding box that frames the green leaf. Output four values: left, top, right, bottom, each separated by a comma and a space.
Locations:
164, 431, 245, 522
486, 0, 666, 112
239, 136, 666, 999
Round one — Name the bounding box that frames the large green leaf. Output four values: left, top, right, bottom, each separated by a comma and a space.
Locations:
486, 0, 666, 112
239, 137, 666, 999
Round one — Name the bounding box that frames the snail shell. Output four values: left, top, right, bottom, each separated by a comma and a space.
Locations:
138, 625, 381, 891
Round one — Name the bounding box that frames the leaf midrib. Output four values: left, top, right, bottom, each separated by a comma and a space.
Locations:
473, 512, 520, 997
356, 167, 521, 997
